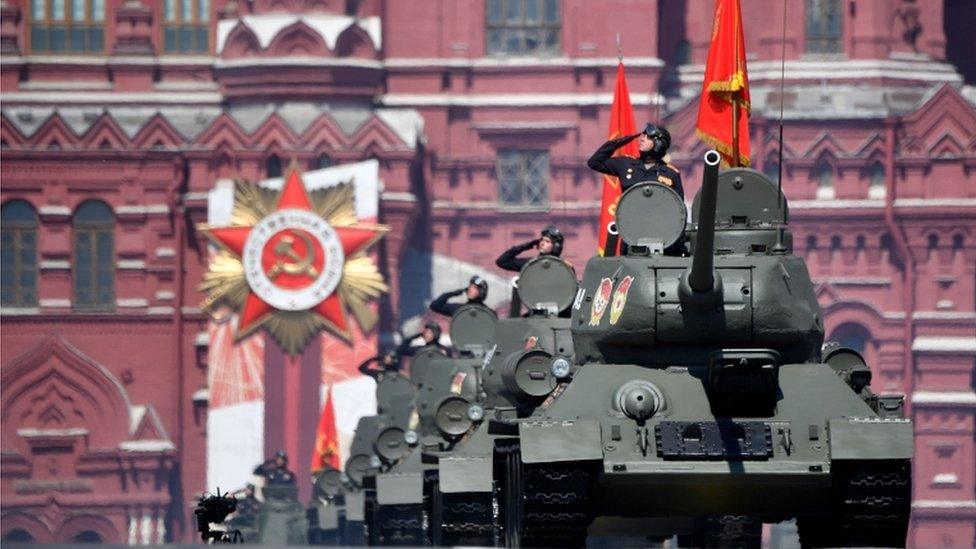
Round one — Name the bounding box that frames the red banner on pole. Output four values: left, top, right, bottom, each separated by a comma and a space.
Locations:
696, 0, 751, 167
311, 385, 340, 472
597, 63, 639, 256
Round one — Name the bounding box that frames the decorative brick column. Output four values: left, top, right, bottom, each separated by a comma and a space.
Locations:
110, 0, 154, 91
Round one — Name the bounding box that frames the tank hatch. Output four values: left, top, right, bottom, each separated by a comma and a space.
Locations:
449, 304, 498, 356
691, 168, 788, 226
616, 181, 687, 253
516, 256, 578, 314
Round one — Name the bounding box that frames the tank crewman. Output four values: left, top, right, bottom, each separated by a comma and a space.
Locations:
429, 275, 489, 317
396, 321, 449, 357
253, 450, 296, 485
357, 350, 402, 381
495, 225, 565, 272
587, 122, 684, 199
233, 483, 260, 520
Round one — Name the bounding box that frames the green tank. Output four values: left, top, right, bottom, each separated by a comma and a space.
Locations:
254, 483, 309, 545
496, 150, 913, 548
342, 364, 418, 547
426, 258, 581, 546
307, 467, 347, 545
367, 312, 494, 546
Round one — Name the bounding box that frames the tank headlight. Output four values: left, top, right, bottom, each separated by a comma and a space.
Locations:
369, 455, 381, 469
550, 357, 572, 379
467, 403, 485, 422
404, 429, 419, 445
340, 472, 350, 484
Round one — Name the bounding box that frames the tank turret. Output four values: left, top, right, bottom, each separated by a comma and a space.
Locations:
573, 151, 822, 371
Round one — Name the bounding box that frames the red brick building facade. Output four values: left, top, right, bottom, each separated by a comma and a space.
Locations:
2, 0, 974, 544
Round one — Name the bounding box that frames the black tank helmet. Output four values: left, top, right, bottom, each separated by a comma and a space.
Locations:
469, 275, 489, 302
540, 225, 564, 257
642, 123, 672, 159
423, 321, 442, 342
381, 349, 400, 370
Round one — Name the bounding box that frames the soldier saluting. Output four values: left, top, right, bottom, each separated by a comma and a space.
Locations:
587, 123, 683, 199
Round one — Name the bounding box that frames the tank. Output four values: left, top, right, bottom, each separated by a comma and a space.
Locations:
341, 367, 418, 546
495, 150, 913, 548
425, 257, 581, 546
307, 467, 347, 545
366, 307, 496, 546
254, 483, 309, 545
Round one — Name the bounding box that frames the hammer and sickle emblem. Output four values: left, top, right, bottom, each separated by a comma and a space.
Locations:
266, 232, 319, 279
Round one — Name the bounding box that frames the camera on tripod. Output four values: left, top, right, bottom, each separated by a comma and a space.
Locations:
195, 489, 244, 544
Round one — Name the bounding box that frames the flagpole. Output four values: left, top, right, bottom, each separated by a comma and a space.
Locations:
731, 96, 740, 167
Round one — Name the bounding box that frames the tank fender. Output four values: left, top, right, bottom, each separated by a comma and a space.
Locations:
828, 417, 914, 460
520, 419, 603, 464
440, 456, 494, 493
376, 472, 424, 505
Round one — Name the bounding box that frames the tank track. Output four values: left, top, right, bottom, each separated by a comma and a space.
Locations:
497, 440, 595, 547
798, 459, 911, 548
370, 502, 428, 546
426, 469, 498, 547
440, 491, 498, 546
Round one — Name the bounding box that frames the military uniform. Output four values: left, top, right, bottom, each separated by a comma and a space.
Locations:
429, 288, 484, 317
587, 135, 684, 199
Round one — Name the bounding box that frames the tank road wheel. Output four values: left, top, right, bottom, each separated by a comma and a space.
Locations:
497, 441, 594, 548
798, 459, 911, 548
687, 516, 762, 548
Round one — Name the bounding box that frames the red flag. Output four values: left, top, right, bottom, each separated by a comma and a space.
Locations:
311, 385, 340, 472
597, 63, 639, 256
696, 0, 751, 167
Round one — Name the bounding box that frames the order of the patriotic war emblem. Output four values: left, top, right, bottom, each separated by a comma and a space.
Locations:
198, 167, 388, 354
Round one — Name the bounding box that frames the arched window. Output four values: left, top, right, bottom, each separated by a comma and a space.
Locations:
806, 0, 843, 54
816, 162, 835, 199
952, 233, 964, 250
3, 528, 35, 542
1, 200, 39, 307
868, 162, 885, 198
830, 323, 871, 356
266, 154, 282, 178
73, 530, 103, 543
73, 200, 114, 311
314, 153, 333, 170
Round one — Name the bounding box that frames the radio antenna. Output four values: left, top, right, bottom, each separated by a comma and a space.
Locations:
776, 0, 787, 223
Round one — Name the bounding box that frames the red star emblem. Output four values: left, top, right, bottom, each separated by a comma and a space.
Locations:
203, 169, 384, 342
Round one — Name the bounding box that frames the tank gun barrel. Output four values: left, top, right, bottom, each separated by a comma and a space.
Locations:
688, 150, 722, 292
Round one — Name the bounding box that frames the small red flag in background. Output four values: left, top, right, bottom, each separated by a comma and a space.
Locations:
597, 63, 639, 256
696, 0, 751, 167
311, 385, 340, 472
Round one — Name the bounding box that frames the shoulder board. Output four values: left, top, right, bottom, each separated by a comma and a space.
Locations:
666, 163, 680, 173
